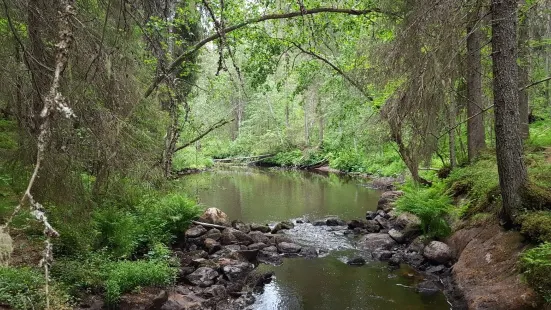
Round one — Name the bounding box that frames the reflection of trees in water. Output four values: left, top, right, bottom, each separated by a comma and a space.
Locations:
264, 256, 448, 310
179, 169, 380, 223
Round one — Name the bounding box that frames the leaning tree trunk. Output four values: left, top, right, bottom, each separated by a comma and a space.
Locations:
518, 0, 530, 139
466, 5, 486, 161
491, 0, 528, 223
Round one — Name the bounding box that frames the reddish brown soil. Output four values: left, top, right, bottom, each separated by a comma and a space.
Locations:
448, 221, 542, 310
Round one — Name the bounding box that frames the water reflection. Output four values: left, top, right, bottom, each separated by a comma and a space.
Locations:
179, 167, 380, 223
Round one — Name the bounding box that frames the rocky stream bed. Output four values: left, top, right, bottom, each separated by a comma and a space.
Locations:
78, 190, 466, 310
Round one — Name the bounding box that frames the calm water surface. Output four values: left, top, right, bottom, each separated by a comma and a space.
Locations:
180, 167, 450, 310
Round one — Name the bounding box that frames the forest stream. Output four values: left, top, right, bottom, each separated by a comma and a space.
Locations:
179, 167, 451, 310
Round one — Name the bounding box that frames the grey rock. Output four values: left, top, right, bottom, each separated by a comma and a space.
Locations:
220, 229, 238, 245
250, 223, 271, 233
313, 220, 327, 226
263, 245, 277, 252
248, 231, 269, 244
202, 285, 226, 298
186, 267, 219, 287
232, 220, 251, 233
326, 217, 346, 226
277, 242, 302, 253
366, 211, 377, 220
257, 250, 283, 265
204, 228, 222, 241
347, 257, 366, 266
248, 242, 267, 251
271, 221, 295, 233
394, 212, 422, 241
374, 215, 391, 230
198, 207, 230, 226
423, 241, 452, 264
300, 246, 318, 258
272, 234, 292, 245
185, 226, 207, 238
204, 238, 222, 254
415, 280, 440, 296
372, 250, 394, 261
365, 220, 381, 233
347, 219, 368, 230
388, 254, 401, 266
357, 233, 397, 251
222, 262, 253, 282
388, 229, 406, 244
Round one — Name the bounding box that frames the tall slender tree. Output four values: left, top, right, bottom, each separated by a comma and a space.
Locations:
491, 0, 528, 223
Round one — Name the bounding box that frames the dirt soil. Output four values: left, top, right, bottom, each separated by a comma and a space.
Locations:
448, 221, 542, 310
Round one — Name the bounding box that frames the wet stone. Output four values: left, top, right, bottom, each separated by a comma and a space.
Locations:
271, 221, 295, 233
232, 220, 251, 233
278, 242, 302, 254
186, 267, 219, 287
366, 211, 377, 220
347, 257, 366, 266
248, 242, 267, 251
248, 231, 269, 244
250, 223, 271, 233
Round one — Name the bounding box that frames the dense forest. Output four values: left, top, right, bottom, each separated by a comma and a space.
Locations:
1, 0, 551, 309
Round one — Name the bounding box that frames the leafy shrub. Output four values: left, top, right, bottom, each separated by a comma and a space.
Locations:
136, 193, 201, 246
521, 211, 551, 242
328, 149, 365, 172
0, 266, 69, 310
396, 183, 453, 238
93, 207, 141, 259
173, 148, 214, 170
0, 266, 45, 309
520, 242, 551, 302
104, 259, 176, 304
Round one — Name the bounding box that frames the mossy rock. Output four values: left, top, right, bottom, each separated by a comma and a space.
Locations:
520, 211, 551, 242
520, 183, 551, 211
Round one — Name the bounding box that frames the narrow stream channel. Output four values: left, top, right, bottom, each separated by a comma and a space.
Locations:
179, 167, 450, 309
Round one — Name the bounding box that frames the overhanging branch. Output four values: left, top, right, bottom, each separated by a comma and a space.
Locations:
173, 118, 233, 153
144, 7, 386, 98
290, 42, 372, 100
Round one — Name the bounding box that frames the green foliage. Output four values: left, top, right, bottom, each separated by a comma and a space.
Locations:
93, 207, 141, 259
528, 120, 551, 148
328, 148, 365, 172
173, 148, 214, 170
447, 155, 500, 209
396, 183, 453, 238
520, 243, 551, 302
103, 259, 176, 305
521, 211, 551, 242
53, 251, 177, 305
0, 267, 45, 310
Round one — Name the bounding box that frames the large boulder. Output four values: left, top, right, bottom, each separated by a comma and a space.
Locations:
272, 234, 292, 245
204, 238, 221, 254
423, 241, 452, 264
220, 229, 238, 245
198, 208, 230, 226
365, 220, 381, 233
357, 233, 397, 251
186, 267, 219, 287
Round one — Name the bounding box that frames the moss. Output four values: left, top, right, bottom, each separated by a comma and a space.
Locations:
520, 243, 551, 303
520, 211, 551, 242
520, 183, 551, 211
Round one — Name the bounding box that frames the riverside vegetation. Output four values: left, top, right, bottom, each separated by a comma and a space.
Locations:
1, 0, 551, 309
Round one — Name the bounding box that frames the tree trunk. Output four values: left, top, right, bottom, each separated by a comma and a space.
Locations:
448, 99, 457, 169
466, 6, 486, 161
518, 0, 530, 139
491, 0, 528, 223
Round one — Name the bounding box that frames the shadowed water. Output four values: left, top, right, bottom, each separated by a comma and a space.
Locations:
179, 167, 450, 310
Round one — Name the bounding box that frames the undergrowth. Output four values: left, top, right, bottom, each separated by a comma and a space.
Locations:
520, 243, 551, 303
396, 182, 453, 239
